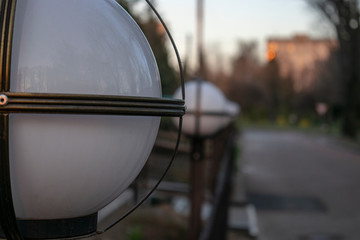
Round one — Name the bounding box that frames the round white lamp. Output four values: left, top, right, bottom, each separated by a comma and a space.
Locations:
221, 100, 241, 128
173, 78, 235, 137
172, 78, 237, 240
0, 0, 185, 239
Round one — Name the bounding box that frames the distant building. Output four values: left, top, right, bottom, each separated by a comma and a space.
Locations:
266, 34, 338, 92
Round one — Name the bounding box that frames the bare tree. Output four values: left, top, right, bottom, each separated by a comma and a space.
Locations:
308, 0, 360, 139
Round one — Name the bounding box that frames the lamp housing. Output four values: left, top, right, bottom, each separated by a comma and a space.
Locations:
0, 0, 185, 239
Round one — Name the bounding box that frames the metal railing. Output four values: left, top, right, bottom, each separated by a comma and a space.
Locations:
200, 127, 237, 240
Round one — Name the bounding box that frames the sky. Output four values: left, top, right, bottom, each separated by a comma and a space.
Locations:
135, 0, 335, 73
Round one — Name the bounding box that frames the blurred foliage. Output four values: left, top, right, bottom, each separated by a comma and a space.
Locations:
308, 0, 360, 139
127, 226, 144, 240
225, 41, 297, 123
116, 0, 359, 138
216, 39, 352, 134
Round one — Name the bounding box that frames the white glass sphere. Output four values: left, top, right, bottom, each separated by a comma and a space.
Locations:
9, 0, 161, 219
226, 101, 240, 117
173, 79, 226, 137
221, 100, 240, 127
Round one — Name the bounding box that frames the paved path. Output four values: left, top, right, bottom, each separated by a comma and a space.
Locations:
239, 128, 360, 240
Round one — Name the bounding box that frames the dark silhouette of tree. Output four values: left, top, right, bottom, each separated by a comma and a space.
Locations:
227, 41, 268, 120
227, 41, 296, 121
312, 48, 344, 122
308, 0, 360, 139
232, 41, 260, 84
260, 59, 294, 121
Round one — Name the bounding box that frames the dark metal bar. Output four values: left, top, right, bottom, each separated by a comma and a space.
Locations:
5, 92, 184, 104
197, 0, 206, 78
16, 213, 97, 239
9, 99, 183, 110
7, 93, 184, 109
0, 114, 23, 240
0, 105, 184, 116
0, 92, 185, 116
0, 0, 15, 91
0, 0, 5, 88
4, 0, 15, 91
188, 78, 203, 240
186, 110, 234, 117
189, 138, 205, 240
199, 130, 236, 240
195, 78, 202, 137
0, 0, 8, 91
0, 0, 23, 239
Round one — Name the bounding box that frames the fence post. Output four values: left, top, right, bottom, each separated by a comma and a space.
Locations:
200, 128, 236, 240
189, 137, 205, 240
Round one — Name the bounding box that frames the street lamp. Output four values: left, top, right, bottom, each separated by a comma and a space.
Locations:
223, 100, 241, 127
0, 0, 185, 239
173, 78, 238, 240
173, 78, 238, 138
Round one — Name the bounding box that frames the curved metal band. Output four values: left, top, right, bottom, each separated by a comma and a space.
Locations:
0, 0, 16, 92
0, 114, 22, 240
0, 1, 22, 240
145, 0, 185, 100
0, 92, 185, 117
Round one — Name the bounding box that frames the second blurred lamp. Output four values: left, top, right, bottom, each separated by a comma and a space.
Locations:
173, 78, 239, 137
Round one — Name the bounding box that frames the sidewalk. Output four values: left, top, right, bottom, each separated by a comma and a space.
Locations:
238, 128, 360, 240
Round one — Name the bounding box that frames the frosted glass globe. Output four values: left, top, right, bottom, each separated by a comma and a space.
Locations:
221, 100, 240, 127
173, 80, 226, 137
9, 0, 161, 219
226, 101, 240, 117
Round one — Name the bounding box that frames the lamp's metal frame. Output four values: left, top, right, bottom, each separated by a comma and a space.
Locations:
0, 0, 185, 239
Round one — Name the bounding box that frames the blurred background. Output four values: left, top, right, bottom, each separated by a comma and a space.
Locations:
99, 1, 360, 240
120, 0, 360, 136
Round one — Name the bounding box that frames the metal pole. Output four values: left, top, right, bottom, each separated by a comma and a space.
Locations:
197, 0, 205, 77
189, 137, 204, 240
189, 52, 204, 240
